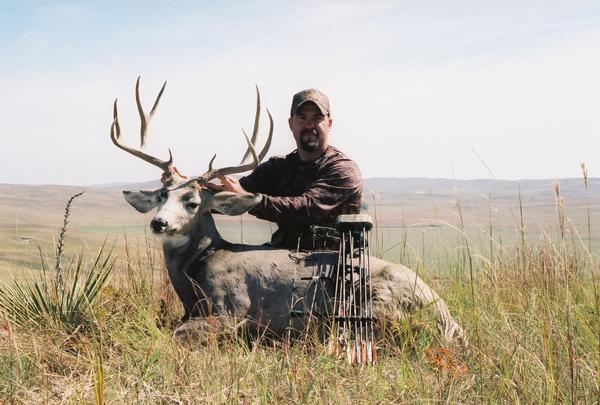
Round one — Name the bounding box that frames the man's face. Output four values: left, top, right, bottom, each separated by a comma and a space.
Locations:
288, 102, 332, 157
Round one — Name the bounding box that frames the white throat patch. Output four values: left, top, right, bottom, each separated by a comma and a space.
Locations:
157, 233, 190, 249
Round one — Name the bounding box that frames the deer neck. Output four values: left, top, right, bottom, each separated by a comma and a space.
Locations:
162, 212, 225, 266
193, 212, 225, 249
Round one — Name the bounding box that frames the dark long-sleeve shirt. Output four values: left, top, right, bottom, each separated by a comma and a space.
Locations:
239, 146, 362, 249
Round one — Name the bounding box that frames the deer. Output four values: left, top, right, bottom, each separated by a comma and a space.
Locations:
110, 78, 467, 348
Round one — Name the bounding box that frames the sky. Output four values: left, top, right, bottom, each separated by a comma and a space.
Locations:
1, 0, 599, 185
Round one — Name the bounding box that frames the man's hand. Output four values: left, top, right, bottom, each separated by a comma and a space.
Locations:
204, 172, 251, 195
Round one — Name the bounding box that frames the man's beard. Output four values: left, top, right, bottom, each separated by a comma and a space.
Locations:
299, 129, 319, 152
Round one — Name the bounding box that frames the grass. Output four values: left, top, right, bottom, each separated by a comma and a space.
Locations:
0, 179, 598, 403
0, 192, 114, 332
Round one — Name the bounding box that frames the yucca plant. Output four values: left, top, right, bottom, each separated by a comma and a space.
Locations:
0, 192, 114, 330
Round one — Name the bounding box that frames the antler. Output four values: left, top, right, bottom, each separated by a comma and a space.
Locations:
198, 88, 273, 185
110, 76, 177, 177
239, 85, 262, 164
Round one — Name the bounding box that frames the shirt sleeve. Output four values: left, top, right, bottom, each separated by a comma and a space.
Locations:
239, 157, 282, 195
248, 160, 362, 225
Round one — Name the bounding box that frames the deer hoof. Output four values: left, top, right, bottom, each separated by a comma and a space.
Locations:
172, 318, 214, 345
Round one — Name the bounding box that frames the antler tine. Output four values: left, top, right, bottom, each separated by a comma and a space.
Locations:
136, 76, 167, 147
199, 130, 259, 184
207, 153, 217, 172
230, 109, 273, 165
258, 109, 273, 162
240, 85, 261, 164
110, 88, 173, 172
237, 129, 260, 170
197, 87, 273, 185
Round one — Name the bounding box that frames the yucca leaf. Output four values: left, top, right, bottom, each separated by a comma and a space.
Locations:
0, 246, 113, 329
66, 254, 84, 314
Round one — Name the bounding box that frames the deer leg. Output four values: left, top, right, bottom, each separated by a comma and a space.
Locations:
167, 267, 210, 321
172, 316, 248, 345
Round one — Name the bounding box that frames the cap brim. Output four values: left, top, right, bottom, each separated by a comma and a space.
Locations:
292, 100, 328, 116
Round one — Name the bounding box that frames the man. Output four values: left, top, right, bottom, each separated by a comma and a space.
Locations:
209, 88, 362, 249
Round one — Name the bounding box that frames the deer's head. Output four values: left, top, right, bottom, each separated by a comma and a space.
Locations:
111, 77, 272, 242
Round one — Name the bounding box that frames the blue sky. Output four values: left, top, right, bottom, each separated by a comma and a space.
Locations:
1, 0, 599, 184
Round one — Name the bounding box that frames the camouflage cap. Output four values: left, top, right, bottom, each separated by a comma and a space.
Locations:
290, 89, 330, 117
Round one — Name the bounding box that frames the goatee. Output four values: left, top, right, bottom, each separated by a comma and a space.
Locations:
300, 129, 319, 152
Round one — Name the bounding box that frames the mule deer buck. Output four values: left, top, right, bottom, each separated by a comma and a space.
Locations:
111, 78, 467, 347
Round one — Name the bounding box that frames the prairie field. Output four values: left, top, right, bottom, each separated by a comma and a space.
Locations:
0, 177, 599, 403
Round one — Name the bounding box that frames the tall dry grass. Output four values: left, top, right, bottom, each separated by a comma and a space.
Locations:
0, 178, 598, 403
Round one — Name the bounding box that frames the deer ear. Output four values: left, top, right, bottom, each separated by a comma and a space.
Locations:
122, 190, 162, 213
207, 191, 262, 216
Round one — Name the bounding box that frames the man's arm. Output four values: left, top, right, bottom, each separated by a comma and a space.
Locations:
238, 157, 280, 195
249, 161, 362, 224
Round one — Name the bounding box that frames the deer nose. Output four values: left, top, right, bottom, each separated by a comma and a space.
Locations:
150, 218, 168, 233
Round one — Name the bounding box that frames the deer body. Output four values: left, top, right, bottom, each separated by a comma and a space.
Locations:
153, 195, 464, 345
157, 204, 325, 336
